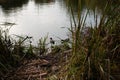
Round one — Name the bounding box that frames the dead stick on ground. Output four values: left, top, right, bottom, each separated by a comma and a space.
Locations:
27, 75, 31, 80
106, 59, 110, 80
38, 65, 42, 80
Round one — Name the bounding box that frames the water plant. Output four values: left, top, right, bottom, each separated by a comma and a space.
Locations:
38, 34, 48, 56
0, 27, 36, 78
63, 0, 120, 80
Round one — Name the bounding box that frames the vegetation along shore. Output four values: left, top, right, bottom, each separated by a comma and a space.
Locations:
0, 0, 120, 80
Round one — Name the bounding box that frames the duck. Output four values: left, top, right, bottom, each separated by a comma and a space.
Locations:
50, 37, 55, 44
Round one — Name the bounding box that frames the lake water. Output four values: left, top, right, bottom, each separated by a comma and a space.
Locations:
0, 0, 103, 44
0, 0, 72, 44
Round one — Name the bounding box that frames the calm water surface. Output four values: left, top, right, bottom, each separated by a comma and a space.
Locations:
0, 0, 71, 43
0, 0, 102, 44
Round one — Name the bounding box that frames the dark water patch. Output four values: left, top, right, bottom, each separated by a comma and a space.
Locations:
0, 0, 29, 10
34, 0, 55, 5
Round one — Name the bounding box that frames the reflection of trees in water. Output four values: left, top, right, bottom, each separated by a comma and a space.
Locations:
64, 0, 105, 13
34, 0, 55, 5
0, 0, 29, 15
0, 0, 29, 10
64, 0, 119, 15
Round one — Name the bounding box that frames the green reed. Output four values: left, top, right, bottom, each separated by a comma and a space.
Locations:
38, 34, 48, 56
64, 0, 120, 80
0, 27, 35, 78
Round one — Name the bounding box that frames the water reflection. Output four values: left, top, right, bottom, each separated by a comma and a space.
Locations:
0, 0, 29, 10
64, 0, 119, 16
0, 0, 119, 44
0, 0, 70, 45
63, 0, 107, 14
63, 0, 119, 26
0, 0, 29, 15
34, 0, 55, 5
0, 0, 56, 15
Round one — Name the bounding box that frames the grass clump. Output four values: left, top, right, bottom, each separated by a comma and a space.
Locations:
37, 35, 48, 56
0, 27, 36, 78
63, 0, 120, 80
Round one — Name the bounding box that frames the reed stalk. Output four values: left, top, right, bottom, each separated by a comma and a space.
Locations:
65, 0, 120, 79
